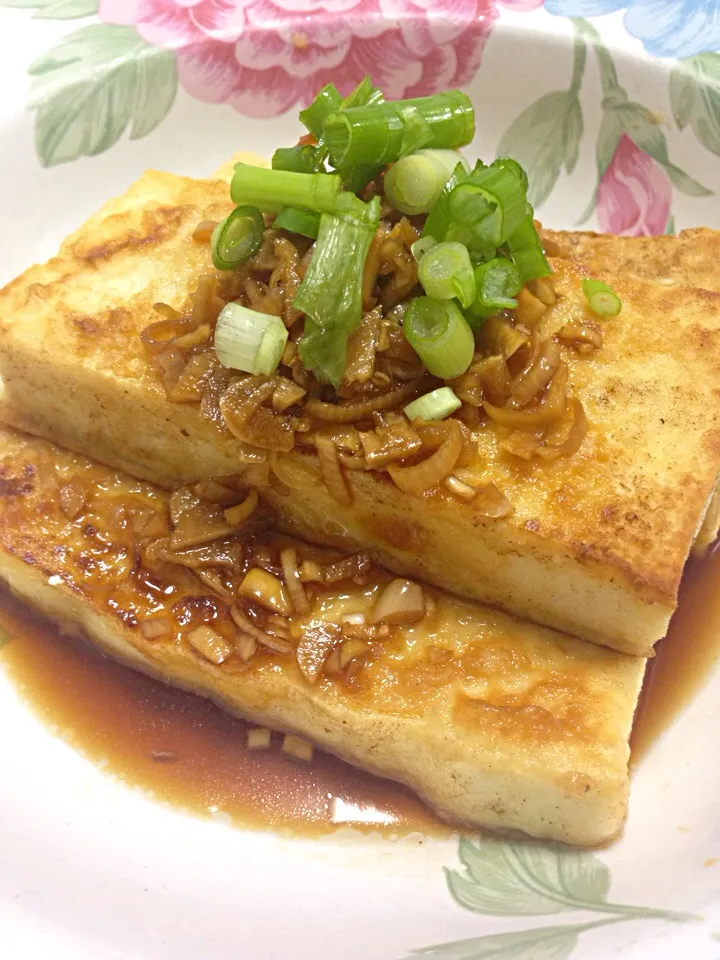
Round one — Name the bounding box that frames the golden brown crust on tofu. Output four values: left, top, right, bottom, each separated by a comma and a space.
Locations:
0, 427, 645, 845
1, 172, 720, 653
543, 227, 720, 290
544, 226, 720, 558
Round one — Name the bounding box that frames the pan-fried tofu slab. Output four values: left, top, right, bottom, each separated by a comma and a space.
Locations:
543, 226, 720, 557
0, 426, 645, 846
543, 227, 720, 290
1, 170, 720, 654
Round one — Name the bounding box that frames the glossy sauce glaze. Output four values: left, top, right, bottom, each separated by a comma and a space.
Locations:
1, 538, 718, 837
631, 542, 720, 762
0, 587, 449, 838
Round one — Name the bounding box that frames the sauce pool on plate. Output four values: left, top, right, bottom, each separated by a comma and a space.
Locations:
0, 587, 449, 838
1, 541, 719, 836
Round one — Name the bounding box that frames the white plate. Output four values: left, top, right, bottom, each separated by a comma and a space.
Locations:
1, 3, 720, 957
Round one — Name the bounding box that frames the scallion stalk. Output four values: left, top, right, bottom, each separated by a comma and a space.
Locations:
422, 161, 471, 242
404, 386, 461, 421
403, 296, 475, 379
295, 195, 381, 385
446, 165, 527, 248
299, 83, 342, 138
211, 205, 264, 270
339, 76, 384, 110
417, 241, 475, 308
467, 257, 522, 323
328, 78, 386, 191
492, 156, 529, 190
230, 162, 341, 215
273, 206, 321, 239
214, 302, 288, 375
272, 144, 325, 174
324, 91, 474, 172
582, 278, 622, 317
506, 212, 551, 283
411, 235, 437, 261
385, 149, 468, 215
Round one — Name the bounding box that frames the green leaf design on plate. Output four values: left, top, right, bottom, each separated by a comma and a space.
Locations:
447, 839, 614, 917
27, 24, 177, 166
411, 923, 585, 959
572, 18, 713, 224
605, 99, 711, 198
670, 54, 720, 156
497, 90, 584, 209
669, 65, 696, 129
0, 0, 97, 16
496, 26, 586, 210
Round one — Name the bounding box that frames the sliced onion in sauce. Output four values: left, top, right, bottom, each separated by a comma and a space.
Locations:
510, 337, 561, 407
305, 381, 422, 424
387, 419, 463, 494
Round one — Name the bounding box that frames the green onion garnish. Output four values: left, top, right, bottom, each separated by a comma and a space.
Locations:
339, 76, 385, 110
272, 144, 325, 174
493, 156, 529, 190
403, 296, 475, 380
299, 83, 342, 138
273, 206, 320, 240
411, 235, 437, 262
582, 278, 622, 317
327, 78, 387, 191
446, 164, 527, 249
385, 149, 468, 216
214, 302, 288, 375
422, 160, 473, 244
295, 194, 380, 386
404, 386, 462, 421
467, 257, 522, 323
323, 91, 474, 172
506, 211, 551, 284
230, 162, 341, 215
211, 205, 264, 271
417, 241, 475, 309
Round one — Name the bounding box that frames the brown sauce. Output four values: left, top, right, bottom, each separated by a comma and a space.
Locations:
632, 543, 720, 762
0, 588, 450, 838
2, 540, 719, 838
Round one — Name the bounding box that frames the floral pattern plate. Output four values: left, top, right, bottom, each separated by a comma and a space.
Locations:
1, 3, 720, 959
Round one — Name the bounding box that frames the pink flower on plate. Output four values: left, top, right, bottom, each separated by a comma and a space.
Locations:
496, 0, 544, 11
99, 0, 497, 118
596, 134, 672, 236
99, 1, 249, 46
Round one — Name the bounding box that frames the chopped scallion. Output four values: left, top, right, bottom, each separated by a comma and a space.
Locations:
272, 144, 325, 174
324, 91, 474, 172
417, 241, 476, 308
582, 278, 622, 317
385, 149, 469, 216
446, 165, 527, 248
467, 257, 522, 323
214, 302, 288, 375
295, 195, 381, 385
326, 78, 386, 191
411, 235, 437, 261
273, 206, 320, 239
404, 386, 461, 421
403, 297, 475, 379
211, 205, 264, 270
230, 162, 341, 215
422, 161, 471, 243
299, 83, 341, 138
492, 156, 529, 190
339, 76, 384, 110
506, 212, 551, 283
